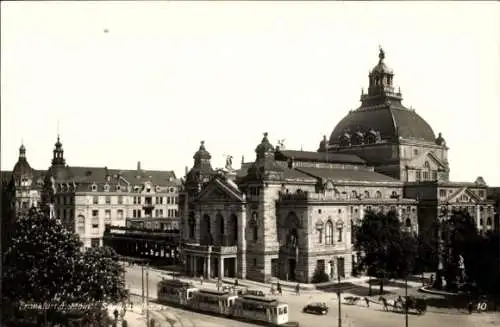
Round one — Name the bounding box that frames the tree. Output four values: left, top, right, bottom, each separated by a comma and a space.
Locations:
440, 209, 500, 293
2, 207, 127, 325
2, 207, 83, 304
354, 210, 418, 294
1, 177, 17, 252
75, 246, 128, 304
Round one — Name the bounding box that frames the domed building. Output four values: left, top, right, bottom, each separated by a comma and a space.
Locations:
180, 49, 496, 284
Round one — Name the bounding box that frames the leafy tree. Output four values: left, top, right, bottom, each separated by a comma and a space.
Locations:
2, 207, 127, 325
2, 207, 83, 304
1, 177, 17, 252
76, 246, 128, 304
354, 210, 418, 294
439, 209, 500, 293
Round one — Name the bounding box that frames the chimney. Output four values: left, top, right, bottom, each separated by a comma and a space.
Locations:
137, 161, 141, 171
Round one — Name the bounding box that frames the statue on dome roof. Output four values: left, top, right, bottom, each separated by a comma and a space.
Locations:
379, 46, 385, 62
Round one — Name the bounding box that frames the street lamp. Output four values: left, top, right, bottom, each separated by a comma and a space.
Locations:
405, 277, 408, 327
337, 264, 342, 327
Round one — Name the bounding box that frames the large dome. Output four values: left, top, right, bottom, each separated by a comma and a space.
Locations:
329, 48, 436, 146
329, 105, 436, 145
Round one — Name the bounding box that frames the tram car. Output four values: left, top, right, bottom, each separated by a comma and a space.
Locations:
233, 294, 289, 326
188, 288, 238, 316
157, 279, 198, 306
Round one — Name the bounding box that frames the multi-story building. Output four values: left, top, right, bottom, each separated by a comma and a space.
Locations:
1, 137, 180, 248
179, 48, 496, 283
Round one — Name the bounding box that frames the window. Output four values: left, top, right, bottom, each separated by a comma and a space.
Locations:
104, 210, 111, 224
104, 184, 110, 192
325, 221, 334, 245
105, 196, 111, 204
93, 196, 99, 204
318, 229, 323, 244
416, 171, 422, 181
439, 189, 446, 197
133, 209, 137, 218
137, 197, 141, 205
351, 190, 357, 199
167, 197, 171, 204
253, 226, 258, 241
133, 197, 137, 204
375, 191, 382, 199
116, 185, 121, 192
478, 190, 485, 198
92, 210, 99, 217
487, 217, 492, 226
364, 191, 370, 198
92, 184, 97, 191
117, 209, 124, 220
337, 221, 344, 242
432, 171, 438, 180
413, 149, 418, 156
118, 195, 123, 204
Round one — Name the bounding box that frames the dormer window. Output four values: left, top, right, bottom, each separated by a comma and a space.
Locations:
170, 187, 175, 193
104, 184, 110, 192
116, 185, 121, 192
91, 184, 97, 192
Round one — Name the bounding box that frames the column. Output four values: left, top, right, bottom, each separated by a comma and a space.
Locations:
206, 256, 211, 279
237, 207, 247, 279
476, 205, 481, 229
219, 257, 224, 278
193, 256, 198, 277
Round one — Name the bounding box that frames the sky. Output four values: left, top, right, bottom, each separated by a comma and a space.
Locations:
1, 1, 499, 185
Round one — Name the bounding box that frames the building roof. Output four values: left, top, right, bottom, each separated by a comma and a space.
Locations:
296, 167, 400, 183
329, 105, 436, 145
276, 149, 365, 165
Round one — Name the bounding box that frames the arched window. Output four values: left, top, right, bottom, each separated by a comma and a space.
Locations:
364, 191, 370, 198
479, 218, 483, 225
188, 212, 196, 239
216, 214, 225, 244
375, 191, 382, 199
405, 218, 412, 228
351, 190, 357, 199
486, 217, 492, 226
325, 221, 334, 245
230, 214, 238, 245
202, 214, 212, 244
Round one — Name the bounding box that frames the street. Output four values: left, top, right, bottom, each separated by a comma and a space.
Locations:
125, 265, 499, 327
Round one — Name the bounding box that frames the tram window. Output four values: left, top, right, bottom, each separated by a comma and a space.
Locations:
284, 306, 288, 314
279, 307, 283, 315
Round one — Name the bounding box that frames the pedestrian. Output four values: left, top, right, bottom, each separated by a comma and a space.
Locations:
200, 275, 204, 286
295, 283, 300, 295
364, 296, 370, 308
468, 300, 473, 314
277, 282, 282, 296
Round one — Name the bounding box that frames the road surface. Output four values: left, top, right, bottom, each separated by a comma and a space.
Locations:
125, 265, 500, 327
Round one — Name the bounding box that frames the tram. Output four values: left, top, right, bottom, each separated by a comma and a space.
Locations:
156, 280, 290, 326
233, 294, 289, 326
189, 289, 238, 316
157, 279, 198, 306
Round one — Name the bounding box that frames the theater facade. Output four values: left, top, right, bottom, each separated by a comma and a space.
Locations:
179, 49, 496, 283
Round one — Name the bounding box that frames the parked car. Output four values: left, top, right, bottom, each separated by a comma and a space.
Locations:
302, 302, 328, 315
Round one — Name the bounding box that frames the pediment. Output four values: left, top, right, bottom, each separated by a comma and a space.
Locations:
197, 178, 243, 203
409, 151, 446, 170
447, 187, 481, 204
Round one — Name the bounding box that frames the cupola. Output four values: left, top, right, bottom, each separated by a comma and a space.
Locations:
255, 132, 275, 159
